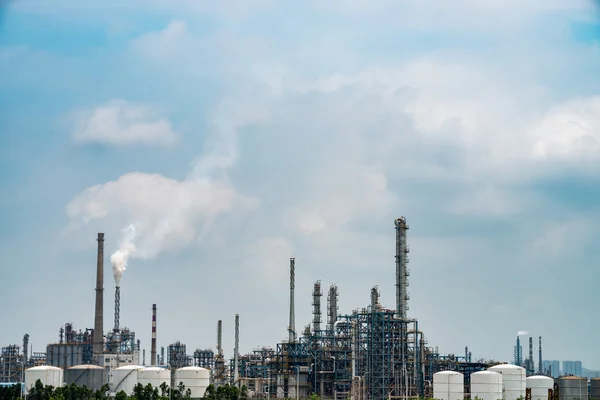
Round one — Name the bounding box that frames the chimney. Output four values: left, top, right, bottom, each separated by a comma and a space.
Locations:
288, 258, 296, 342
114, 286, 120, 332
234, 314, 239, 386
151, 304, 157, 366
217, 320, 223, 357
529, 336, 533, 365
93, 232, 105, 356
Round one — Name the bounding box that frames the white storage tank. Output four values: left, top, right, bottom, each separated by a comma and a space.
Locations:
110, 365, 144, 396
471, 371, 503, 400
64, 365, 105, 391
138, 367, 170, 390
488, 364, 526, 400
526, 375, 555, 400
25, 366, 64, 393
174, 367, 210, 399
433, 371, 464, 400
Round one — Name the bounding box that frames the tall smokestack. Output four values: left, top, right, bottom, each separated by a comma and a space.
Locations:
217, 320, 223, 357
529, 336, 533, 365
151, 304, 157, 366
394, 217, 410, 320
538, 336, 543, 374
114, 286, 120, 331
93, 232, 105, 356
288, 258, 296, 342
234, 314, 239, 386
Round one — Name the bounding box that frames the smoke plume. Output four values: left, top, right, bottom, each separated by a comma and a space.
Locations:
517, 330, 529, 336
110, 224, 137, 285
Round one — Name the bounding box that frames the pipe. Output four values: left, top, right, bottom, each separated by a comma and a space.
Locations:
93, 232, 105, 356
151, 304, 157, 366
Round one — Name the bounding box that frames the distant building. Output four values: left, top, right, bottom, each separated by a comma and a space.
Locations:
563, 361, 582, 377
543, 360, 561, 378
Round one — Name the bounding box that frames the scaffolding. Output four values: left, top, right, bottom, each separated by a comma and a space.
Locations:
0, 345, 23, 383
167, 341, 189, 369
194, 349, 215, 369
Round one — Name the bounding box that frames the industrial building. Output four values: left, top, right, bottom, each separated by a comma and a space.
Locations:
1, 218, 597, 400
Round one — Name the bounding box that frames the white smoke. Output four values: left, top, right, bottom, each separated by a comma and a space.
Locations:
517, 330, 529, 336
66, 93, 264, 264
110, 224, 138, 285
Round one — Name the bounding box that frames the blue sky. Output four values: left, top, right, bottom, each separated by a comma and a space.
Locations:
1, 0, 600, 370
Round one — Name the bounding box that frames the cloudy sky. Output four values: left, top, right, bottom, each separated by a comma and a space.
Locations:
1, 1, 600, 370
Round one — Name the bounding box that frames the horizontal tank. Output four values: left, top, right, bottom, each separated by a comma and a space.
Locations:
110, 365, 144, 396
488, 364, 526, 400
174, 367, 210, 399
433, 371, 464, 400
138, 367, 170, 390
471, 370, 503, 400
556, 376, 588, 400
64, 365, 105, 391
25, 366, 64, 393
527, 375, 555, 400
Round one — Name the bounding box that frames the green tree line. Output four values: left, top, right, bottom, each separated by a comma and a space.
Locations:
0, 380, 250, 400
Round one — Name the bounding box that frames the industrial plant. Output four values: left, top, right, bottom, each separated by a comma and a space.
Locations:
1, 217, 599, 400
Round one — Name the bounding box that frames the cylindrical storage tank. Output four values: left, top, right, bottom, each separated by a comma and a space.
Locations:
64, 365, 105, 391
471, 371, 503, 400
591, 378, 600, 400
526, 375, 555, 400
25, 366, 64, 393
138, 367, 171, 390
174, 367, 210, 399
433, 371, 464, 400
110, 365, 144, 396
488, 364, 526, 400
556, 376, 588, 400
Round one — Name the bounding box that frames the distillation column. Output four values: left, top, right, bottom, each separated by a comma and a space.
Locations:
394, 217, 410, 320
312, 281, 322, 335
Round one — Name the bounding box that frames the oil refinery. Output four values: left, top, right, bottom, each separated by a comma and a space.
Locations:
1, 217, 598, 400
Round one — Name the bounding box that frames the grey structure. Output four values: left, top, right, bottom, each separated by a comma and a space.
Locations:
64, 365, 105, 391
556, 376, 588, 400
93, 233, 105, 356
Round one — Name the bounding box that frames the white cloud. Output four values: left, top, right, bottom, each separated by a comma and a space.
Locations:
66, 172, 259, 258
72, 99, 177, 146
531, 96, 600, 161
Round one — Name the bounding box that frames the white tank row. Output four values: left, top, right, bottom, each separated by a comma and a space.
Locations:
24, 365, 210, 399
433, 364, 556, 400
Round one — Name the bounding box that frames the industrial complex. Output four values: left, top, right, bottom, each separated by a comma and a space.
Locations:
1, 217, 599, 400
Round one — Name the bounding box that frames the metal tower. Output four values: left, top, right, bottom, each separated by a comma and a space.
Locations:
394, 217, 410, 319
312, 281, 322, 335
327, 284, 338, 335
370, 286, 380, 309
114, 286, 120, 331
288, 258, 296, 343
514, 336, 523, 366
